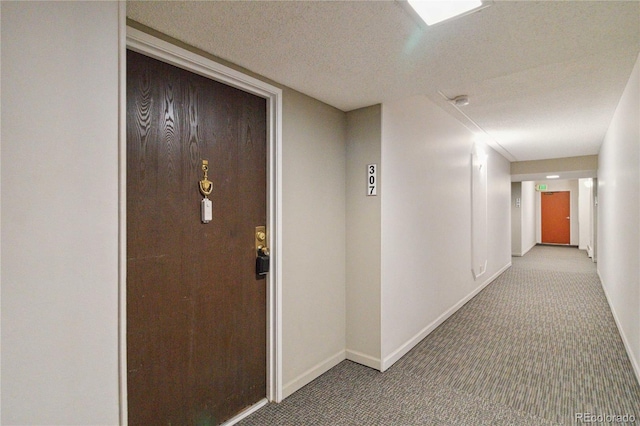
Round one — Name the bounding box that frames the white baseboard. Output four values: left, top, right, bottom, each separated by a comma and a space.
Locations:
522, 242, 536, 256
282, 349, 345, 399
346, 349, 382, 371
222, 399, 268, 426
598, 270, 640, 387
511, 243, 536, 257
512, 243, 536, 257
381, 262, 512, 371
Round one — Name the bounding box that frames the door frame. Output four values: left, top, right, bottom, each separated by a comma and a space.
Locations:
118, 22, 283, 424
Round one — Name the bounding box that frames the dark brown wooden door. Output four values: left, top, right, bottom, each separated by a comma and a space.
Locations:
541, 191, 571, 244
126, 50, 267, 426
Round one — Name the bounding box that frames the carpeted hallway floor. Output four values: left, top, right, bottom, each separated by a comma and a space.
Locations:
239, 246, 640, 425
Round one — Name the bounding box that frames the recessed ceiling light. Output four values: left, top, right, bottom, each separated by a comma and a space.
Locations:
546, 175, 560, 179
407, 0, 485, 26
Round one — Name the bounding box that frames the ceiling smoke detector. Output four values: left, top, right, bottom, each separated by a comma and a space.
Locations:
452, 95, 470, 107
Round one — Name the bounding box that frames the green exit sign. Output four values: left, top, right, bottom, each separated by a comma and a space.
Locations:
536, 184, 548, 191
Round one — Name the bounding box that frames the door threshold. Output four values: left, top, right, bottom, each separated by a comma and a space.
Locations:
221, 399, 268, 426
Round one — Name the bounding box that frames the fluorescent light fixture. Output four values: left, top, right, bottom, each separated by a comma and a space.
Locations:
546, 175, 560, 179
407, 0, 484, 26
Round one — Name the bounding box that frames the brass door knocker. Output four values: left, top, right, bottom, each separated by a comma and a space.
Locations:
199, 160, 213, 197
199, 160, 213, 224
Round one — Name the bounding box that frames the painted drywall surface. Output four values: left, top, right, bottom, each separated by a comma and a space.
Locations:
511, 155, 598, 177
345, 105, 382, 367
1, 2, 120, 424
578, 179, 594, 251
380, 95, 511, 363
471, 143, 489, 278
487, 147, 512, 278
510, 158, 598, 184
535, 179, 580, 246
592, 179, 599, 261
598, 53, 640, 380
511, 182, 523, 255
281, 87, 347, 396
521, 181, 537, 254
511, 181, 537, 256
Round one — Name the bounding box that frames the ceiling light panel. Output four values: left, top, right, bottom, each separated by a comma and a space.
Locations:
407, 0, 484, 26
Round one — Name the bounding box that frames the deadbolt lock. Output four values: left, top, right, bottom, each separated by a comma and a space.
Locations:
255, 226, 267, 248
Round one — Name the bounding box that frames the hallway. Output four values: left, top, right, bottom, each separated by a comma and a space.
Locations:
241, 246, 640, 425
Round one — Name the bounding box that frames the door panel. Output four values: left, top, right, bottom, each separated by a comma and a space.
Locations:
541, 191, 570, 244
127, 50, 267, 425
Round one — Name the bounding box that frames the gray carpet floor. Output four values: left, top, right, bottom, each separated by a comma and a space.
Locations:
240, 246, 640, 425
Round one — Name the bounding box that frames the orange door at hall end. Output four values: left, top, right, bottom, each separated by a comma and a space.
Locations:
541, 191, 570, 244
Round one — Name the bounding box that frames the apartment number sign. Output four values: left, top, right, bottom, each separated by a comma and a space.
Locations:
367, 164, 377, 196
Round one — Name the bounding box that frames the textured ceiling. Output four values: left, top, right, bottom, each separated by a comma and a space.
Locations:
127, 0, 640, 162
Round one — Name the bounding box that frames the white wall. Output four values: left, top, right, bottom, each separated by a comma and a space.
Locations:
346, 105, 382, 368
511, 182, 523, 255
521, 181, 537, 254
380, 95, 511, 368
598, 53, 640, 382
281, 88, 347, 397
578, 178, 594, 252
535, 179, 580, 246
592, 178, 598, 261
511, 181, 537, 256
1, 2, 121, 424
511, 155, 598, 181
486, 144, 512, 282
